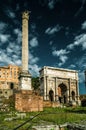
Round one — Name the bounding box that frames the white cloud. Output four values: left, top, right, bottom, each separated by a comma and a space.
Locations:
67, 34, 86, 50
0, 22, 7, 32
67, 21, 86, 50
0, 34, 10, 44
45, 25, 62, 35
58, 55, 68, 66
9, 12, 15, 18
52, 49, 69, 66
0, 35, 21, 66
0, 50, 14, 65
69, 64, 76, 68
52, 49, 69, 56
30, 37, 38, 47
79, 70, 85, 83
7, 47, 13, 54
0, 46, 21, 66
13, 28, 22, 44
31, 23, 36, 32
14, 59, 21, 66
29, 53, 39, 64
74, 34, 86, 49
16, 4, 20, 11
49, 41, 53, 45
58, 62, 62, 67
65, 27, 70, 36
67, 43, 74, 50
48, 0, 58, 10
29, 51, 40, 76
7, 42, 21, 55
48, 0, 55, 9
30, 57, 39, 64
0, 21, 21, 67
14, 28, 20, 34
67, 54, 86, 84
76, 54, 86, 69
29, 64, 41, 77
59, 55, 68, 63
39, 0, 58, 10
12, 55, 19, 59
82, 21, 86, 30
5, 8, 15, 19
7, 42, 14, 50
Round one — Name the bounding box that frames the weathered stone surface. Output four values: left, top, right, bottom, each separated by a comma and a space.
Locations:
67, 123, 86, 130
32, 125, 60, 130
19, 11, 32, 91
32, 124, 67, 130
19, 74, 32, 90
22, 11, 29, 72
15, 90, 43, 112
40, 66, 80, 106
43, 100, 60, 108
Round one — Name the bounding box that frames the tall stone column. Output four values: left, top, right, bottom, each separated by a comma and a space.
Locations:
55, 77, 58, 101
22, 11, 29, 72
15, 11, 43, 113
44, 76, 47, 100
19, 11, 32, 90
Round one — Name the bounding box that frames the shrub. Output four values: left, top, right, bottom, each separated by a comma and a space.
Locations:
81, 98, 86, 107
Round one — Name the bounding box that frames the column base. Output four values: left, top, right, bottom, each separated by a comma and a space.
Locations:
19, 71, 32, 90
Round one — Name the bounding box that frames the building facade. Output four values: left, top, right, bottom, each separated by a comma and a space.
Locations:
0, 65, 20, 98
40, 66, 80, 105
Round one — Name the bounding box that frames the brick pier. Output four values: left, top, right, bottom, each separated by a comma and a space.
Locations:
15, 90, 43, 112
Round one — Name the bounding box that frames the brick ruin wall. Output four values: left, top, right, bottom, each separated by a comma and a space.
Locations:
15, 90, 43, 112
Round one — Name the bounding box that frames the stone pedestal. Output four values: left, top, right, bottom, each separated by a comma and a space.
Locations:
19, 71, 32, 90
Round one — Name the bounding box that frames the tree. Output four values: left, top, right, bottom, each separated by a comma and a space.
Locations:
32, 77, 40, 90
81, 98, 86, 107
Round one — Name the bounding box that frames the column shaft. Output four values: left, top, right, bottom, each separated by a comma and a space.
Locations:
22, 11, 29, 72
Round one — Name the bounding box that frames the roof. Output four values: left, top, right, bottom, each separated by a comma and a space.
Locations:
40, 66, 78, 73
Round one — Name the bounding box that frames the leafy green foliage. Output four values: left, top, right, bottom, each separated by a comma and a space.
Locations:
81, 98, 86, 107
32, 77, 40, 90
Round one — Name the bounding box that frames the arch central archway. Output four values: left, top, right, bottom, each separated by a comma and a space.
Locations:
58, 83, 67, 104
49, 90, 54, 102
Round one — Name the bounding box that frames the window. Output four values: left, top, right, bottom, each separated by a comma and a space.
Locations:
10, 83, 14, 89
0, 91, 2, 94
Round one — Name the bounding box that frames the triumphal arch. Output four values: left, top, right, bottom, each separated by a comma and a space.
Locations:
40, 66, 80, 105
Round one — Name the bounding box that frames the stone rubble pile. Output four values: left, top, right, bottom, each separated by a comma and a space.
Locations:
0, 97, 9, 112
67, 122, 86, 130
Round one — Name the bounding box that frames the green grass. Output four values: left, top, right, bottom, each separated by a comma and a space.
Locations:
38, 107, 86, 124
0, 107, 86, 129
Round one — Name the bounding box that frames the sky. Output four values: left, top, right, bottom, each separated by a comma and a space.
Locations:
0, 0, 86, 94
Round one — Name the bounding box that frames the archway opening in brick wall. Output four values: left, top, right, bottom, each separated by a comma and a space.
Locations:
10, 83, 14, 89
49, 90, 54, 102
58, 83, 67, 104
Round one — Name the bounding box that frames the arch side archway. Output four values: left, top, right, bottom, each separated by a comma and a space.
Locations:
71, 91, 75, 101
49, 90, 54, 102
